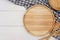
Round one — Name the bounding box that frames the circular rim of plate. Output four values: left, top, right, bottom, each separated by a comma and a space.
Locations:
48, 0, 60, 10
23, 4, 55, 37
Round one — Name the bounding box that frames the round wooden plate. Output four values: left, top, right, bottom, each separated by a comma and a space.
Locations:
48, 0, 60, 10
23, 4, 55, 37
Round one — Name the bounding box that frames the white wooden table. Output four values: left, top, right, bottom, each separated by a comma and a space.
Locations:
0, 0, 57, 40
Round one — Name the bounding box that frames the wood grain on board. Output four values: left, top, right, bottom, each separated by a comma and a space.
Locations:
53, 22, 60, 36
49, 0, 60, 10
23, 5, 55, 36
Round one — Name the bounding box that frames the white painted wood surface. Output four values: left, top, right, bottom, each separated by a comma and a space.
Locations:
0, 0, 57, 40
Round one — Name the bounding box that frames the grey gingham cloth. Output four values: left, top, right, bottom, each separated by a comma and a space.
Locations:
52, 27, 60, 40
53, 35, 60, 40
9, 0, 60, 22
9, 0, 60, 40
9, 0, 49, 9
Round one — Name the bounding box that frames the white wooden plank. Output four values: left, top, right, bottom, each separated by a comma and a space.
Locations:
0, 0, 25, 10
0, 10, 25, 25
0, 26, 38, 40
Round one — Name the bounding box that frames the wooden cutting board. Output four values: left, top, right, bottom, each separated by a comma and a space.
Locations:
23, 5, 55, 36
52, 22, 60, 36
48, 0, 60, 10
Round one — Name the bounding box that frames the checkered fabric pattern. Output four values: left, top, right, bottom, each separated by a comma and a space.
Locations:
52, 27, 60, 40
9, 0, 60, 40
53, 35, 60, 40
9, 0, 49, 9
9, 0, 60, 22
